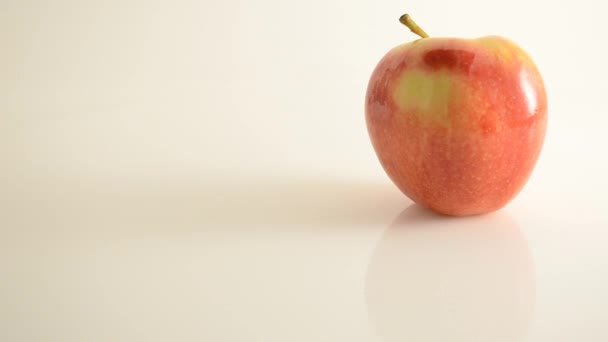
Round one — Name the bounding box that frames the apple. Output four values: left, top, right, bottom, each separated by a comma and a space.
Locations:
365, 14, 547, 216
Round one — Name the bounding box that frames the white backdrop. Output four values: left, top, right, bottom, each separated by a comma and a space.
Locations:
4, 0, 606, 181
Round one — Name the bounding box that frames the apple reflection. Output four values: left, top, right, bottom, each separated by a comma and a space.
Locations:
365, 205, 535, 342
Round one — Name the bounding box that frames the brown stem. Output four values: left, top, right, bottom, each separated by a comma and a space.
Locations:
399, 14, 430, 39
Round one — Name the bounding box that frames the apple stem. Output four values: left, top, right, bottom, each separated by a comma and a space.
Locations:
399, 14, 429, 39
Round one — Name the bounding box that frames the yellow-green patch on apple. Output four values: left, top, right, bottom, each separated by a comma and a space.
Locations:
393, 70, 455, 125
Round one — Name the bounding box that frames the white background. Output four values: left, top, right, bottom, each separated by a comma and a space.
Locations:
1, 0, 607, 341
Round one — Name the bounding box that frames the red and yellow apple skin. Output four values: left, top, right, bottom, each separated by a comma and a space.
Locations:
366, 36, 547, 216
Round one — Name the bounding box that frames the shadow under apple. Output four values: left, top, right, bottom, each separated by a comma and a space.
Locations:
3, 175, 408, 235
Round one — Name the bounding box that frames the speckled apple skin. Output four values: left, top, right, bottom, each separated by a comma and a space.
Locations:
365, 36, 547, 216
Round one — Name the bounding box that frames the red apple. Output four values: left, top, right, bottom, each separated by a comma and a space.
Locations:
365, 14, 547, 216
